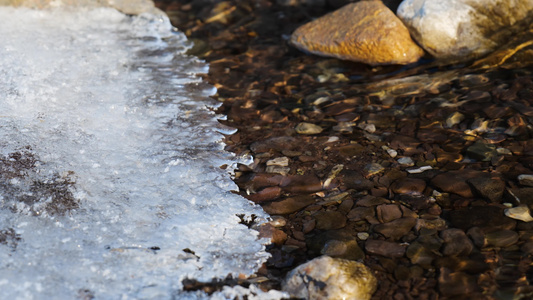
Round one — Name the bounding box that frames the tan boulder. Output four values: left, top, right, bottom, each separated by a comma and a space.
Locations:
283, 255, 377, 300
290, 1, 424, 65
0, 0, 157, 15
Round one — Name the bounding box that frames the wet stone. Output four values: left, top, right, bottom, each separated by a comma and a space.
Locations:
262, 195, 316, 215
440, 228, 474, 256
373, 217, 416, 240
376, 204, 402, 223
313, 210, 347, 230
406, 242, 437, 267
504, 205, 533, 222
507, 188, 533, 209
247, 186, 282, 203
390, 178, 426, 196
484, 230, 519, 248
290, 1, 423, 65
465, 140, 497, 162
356, 196, 390, 207
415, 217, 447, 232
283, 256, 377, 300
467, 176, 505, 203
295, 122, 323, 135
518, 174, 533, 187
341, 171, 374, 191
397, 157, 415, 166
438, 269, 480, 297
321, 239, 365, 260
347, 206, 375, 222
363, 163, 385, 177
266, 156, 289, 167
431, 170, 484, 198
449, 206, 516, 231
365, 240, 406, 258
446, 112, 464, 127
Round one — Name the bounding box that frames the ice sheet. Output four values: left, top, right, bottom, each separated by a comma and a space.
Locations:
0, 6, 274, 299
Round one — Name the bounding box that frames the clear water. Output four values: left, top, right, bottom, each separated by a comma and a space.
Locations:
0, 7, 278, 299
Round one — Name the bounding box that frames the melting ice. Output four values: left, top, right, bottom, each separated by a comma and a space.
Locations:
0, 6, 276, 299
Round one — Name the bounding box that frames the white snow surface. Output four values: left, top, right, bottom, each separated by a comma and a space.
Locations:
0, 6, 278, 299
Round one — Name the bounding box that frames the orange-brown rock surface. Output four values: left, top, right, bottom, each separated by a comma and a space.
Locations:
290, 1, 424, 65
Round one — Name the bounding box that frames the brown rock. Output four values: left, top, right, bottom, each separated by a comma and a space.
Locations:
467, 176, 505, 203
313, 211, 347, 230
484, 230, 519, 248
391, 178, 426, 195
374, 217, 416, 240
258, 223, 288, 245
440, 229, 474, 256
376, 204, 402, 223
365, 239, 406, 258
438, 268, 480, 297
247, 186, 282, 203
321, 239, 365, 260
262, 195, 316, 215
406, 242, 437, 267
431, 170, 485, 198
347, 206, 375, 221
449, 206, 516, 231
283, 256, 377, 300
290, 1, 424, 65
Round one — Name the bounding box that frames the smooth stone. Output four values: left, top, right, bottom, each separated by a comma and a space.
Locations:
484, 230, 519, 247
313, 211, 347, 230
376, 204, 402, 223
508, 188, 533, 209
390, 178, 426, 195
438, 268, 480, 297
295, 122, 323, 135
0, 0, 158, 15
450, 206, 516, 230
465, 141, 497, 162
518, 174, 533, 187
290, 1, 424, 65
406, 241, 437, 267
266, 157, 290, 167
446, 112, 464, 127
363, 163, 385, 177
373, 217, 416, 240
397, 157, 415, 166
365, 240, 406, 258
265, 165, 290, 175
397, 0, 533, 61
258, 223, 288, 245
347, 206, 375, 222
467, 176, 505, 202
440, 228, 474, 256
321, 239, 365, 260
283, 256, 377, 300
262, 195, 316, 215
504, 205, 533, 222
431, 170, 484, 198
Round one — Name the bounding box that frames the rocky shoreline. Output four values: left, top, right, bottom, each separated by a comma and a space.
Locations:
155, 0, 533, 299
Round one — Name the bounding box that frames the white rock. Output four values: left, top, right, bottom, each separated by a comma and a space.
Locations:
397, 0, 533, 60
398, 157, 415, 166
518, 174, 533, 187
505, 205, 533, 222
283, 255, 377, 300
295, 122, 323, 135
266, 156, 290, 167
446, 112, 464, 127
